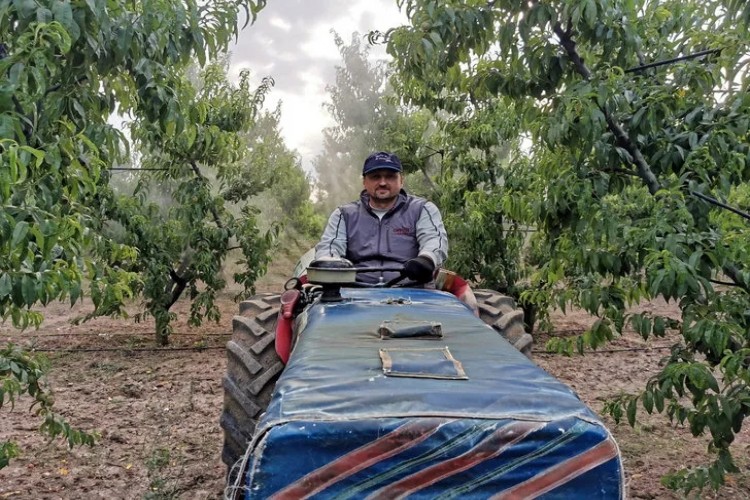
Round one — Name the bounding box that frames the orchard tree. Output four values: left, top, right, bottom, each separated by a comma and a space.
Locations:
383, 0, 750, 493
243, 102, 324, 251
0, 0, 267, 468
383, 53, 529, 295
313, 31, 431, 213
103, 62, 279, 345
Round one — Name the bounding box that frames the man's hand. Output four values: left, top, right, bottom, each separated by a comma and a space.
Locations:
402, 256, 435, 283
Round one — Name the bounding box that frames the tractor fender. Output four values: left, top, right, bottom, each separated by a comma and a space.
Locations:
435, 269, 479, 316
275, 289, 301, 364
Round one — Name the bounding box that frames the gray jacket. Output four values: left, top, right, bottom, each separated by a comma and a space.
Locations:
315, 189, 448, 283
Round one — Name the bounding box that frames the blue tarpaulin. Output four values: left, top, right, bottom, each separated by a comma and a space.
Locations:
242, 288, 624, 499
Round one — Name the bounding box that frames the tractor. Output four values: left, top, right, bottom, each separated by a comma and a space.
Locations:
220, 254, 624, 498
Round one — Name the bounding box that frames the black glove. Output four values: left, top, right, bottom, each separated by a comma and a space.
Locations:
402, 256, 435, 283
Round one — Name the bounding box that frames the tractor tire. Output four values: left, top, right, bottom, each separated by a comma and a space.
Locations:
220, 293, 284, 484
474, 289, 533, 358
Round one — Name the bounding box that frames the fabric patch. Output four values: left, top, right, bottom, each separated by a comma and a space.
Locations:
379, 347, 468, 380
378, 320, 443, 339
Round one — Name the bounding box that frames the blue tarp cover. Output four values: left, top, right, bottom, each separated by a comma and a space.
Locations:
243, 288, 624, 499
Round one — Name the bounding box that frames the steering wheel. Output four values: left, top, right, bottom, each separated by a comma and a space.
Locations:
350, 265, 423, 288
306, 258, 425, 289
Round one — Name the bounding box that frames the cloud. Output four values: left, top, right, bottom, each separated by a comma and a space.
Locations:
229, 0, 406, 171
267, 16, 292, 32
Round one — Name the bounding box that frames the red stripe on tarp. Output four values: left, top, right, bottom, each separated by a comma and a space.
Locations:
492, 439, 619, 500
269, 418, 446, 500
368, 420, 545, 499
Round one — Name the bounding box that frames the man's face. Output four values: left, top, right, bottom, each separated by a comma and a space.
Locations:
363, 169, 403, 204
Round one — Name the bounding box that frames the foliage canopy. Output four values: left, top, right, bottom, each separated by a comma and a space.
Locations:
1, 0, 272, 468
314, 31, 409, 212
381, 0, 750, 492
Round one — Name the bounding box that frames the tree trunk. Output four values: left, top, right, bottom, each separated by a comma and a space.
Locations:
155, 311, 171, 346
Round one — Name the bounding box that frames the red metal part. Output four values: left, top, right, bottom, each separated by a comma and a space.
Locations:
435, 269, 479, 316
276, 289, 301, 364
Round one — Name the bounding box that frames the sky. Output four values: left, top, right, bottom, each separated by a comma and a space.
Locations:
228, 0, 408, 172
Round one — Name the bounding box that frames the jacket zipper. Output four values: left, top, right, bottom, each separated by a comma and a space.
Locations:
365, 195, 404, 282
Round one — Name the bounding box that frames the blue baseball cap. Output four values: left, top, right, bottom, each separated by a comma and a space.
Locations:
362, 151, 403, 175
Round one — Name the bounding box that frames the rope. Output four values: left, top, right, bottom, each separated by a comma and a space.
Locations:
534, 344, 673, 355
29, 346, 227, 353
14, 331, 231, 338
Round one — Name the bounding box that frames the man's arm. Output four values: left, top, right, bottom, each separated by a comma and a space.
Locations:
314, 208, 348, 259
415, 201, 448, 267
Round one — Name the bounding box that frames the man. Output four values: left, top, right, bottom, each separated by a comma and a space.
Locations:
315, 151, 448, 284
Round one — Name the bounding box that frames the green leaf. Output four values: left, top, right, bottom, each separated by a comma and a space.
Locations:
631, 107, 646, 128
21, 275, 36, 306
72, 100, 87, 124
51, 1, 76, 39
36, 7, 52, 22
9, 63, 25, 86
12, 0, 36, 19
421, 38, 433, 58
429, 32, 442, 49
69, 281, 81, 306
642, 390, 654, 413
11, 221, 29, 247
0, 115, 14, 141
0, 273, 11, 298
583, 0, 597, 28
654, 390, 665, 413
84, 0, 100, 17
19, 146, 44, 168
653, 316, 666, 337
627, 397, 638, 426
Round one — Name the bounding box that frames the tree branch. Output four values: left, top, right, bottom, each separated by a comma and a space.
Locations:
189, 160, 224, 229
12, 95, 33, 142
552, 24, 750, 294
166, 278, 187, 309
416, 148, 441, 193
709, 278, 745, 288
598, 167, 640, 177
166, 252, 193, 309
552, 23, 661, 196
169, 267, 186, 287
691, 191, 750, 222
45, 75, 88, 96
418, 162, 439, 192
722, 264, 748, 292
624, 49, 722, 74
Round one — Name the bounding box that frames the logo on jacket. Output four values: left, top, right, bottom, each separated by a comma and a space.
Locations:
392, 226, 414, 236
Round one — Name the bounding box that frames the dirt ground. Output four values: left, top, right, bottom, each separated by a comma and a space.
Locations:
1, 274, 749, 499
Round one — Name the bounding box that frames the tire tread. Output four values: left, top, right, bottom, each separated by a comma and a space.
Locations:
475, 289, 533, 358
221, 293, 283, 485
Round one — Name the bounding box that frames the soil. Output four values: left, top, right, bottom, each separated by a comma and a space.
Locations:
1, 273, 749, 499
